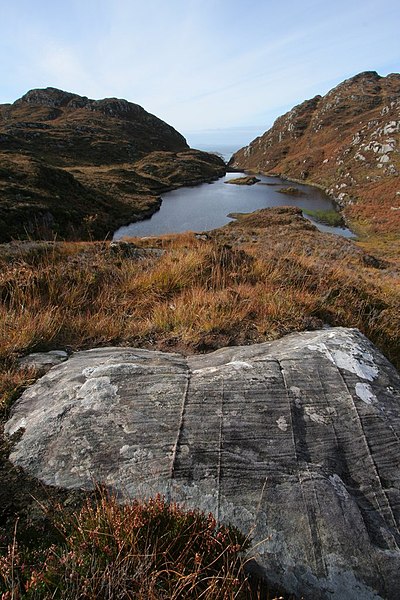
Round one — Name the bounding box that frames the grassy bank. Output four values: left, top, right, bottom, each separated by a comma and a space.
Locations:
302, 208, 344, 227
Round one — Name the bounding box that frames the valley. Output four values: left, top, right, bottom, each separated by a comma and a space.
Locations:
1, 74, 399, 599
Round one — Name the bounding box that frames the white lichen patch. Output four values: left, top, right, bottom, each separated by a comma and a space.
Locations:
355, 383, 377, 405
82, 363, 144, 378
226, 360, 253, 370
276, 416, 288, 431
308, 335, 379, 382
192, 365, 219, 375
290, 386, 302, 398
6, 416, 27, 437
77, 376, 120, 410
304, 407, 328, 425
193, 360, 252, 375
119, 446, 154, 462
329, 349, 379, 381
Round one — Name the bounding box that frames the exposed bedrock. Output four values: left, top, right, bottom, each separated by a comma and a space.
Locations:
5, 328, 400, 599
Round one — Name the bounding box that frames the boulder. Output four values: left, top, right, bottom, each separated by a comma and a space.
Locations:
17, 350, 68, 374
5, 328, 400, 599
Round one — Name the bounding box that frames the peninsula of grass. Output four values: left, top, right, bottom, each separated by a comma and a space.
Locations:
303, 208, 345, 227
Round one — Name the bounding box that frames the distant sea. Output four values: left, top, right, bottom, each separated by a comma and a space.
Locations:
193, 143, 243, 164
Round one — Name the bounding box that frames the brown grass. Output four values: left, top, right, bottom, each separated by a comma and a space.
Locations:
0, 492, 249, 599
0, 488, 297, 600
0, 209, 399, 415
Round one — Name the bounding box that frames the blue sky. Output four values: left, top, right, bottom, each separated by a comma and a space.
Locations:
1, 0, 399, 147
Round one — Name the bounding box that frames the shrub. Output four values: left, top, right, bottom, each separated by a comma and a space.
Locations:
0, 493, 251, 599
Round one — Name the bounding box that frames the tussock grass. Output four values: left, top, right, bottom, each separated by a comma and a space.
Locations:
0, 218, 398, 404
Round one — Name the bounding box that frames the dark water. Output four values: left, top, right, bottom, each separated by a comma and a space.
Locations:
113, 172, 355, 239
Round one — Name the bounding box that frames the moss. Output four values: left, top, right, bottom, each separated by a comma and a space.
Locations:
303, 208, 345, 227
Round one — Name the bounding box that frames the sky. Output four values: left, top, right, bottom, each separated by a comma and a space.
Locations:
1, 0, 399, 149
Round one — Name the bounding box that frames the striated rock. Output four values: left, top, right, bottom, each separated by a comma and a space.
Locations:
5, 327, 400, 599
0, 88, 225, 242
230, 71, 400, 233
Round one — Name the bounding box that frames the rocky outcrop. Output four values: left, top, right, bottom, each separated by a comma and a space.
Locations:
230, 72, 400, 233
1, 87, 189, 165
0, 88, 225, 241
276, 186, 304, 195
225, 175, 260, 185
5, 327, 400, 599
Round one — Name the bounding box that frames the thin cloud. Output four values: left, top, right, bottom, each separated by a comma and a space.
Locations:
0, 0, 399, 137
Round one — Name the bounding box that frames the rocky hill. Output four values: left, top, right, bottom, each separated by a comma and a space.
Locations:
0, 88, 225, 241
229, 72, 400, 235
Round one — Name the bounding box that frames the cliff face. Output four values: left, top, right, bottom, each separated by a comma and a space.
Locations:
0, 88, 225, 241
230, 72, 400, 233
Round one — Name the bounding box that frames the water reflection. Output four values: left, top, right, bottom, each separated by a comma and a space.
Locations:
114, 172, 355, 239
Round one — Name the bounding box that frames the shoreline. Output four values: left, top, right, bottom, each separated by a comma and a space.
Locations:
243, 168, 359, 236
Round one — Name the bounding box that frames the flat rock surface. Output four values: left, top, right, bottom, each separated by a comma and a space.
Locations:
5, 328, 400, 599
17, 350, 68, 373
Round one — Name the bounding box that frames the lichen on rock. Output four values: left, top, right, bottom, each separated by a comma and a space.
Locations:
5, 327, 400, 599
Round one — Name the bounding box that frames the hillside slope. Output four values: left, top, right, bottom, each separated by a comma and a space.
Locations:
230, 72, 400, 236
0, 88, 225, 241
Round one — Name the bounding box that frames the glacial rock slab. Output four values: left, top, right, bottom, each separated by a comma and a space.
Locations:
5, 328, 400, 600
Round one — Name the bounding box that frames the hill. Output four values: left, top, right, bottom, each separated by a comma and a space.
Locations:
0, 88, 225, 241
229, 72, 400, 240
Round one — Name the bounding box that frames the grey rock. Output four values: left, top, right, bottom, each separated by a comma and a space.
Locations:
108, 241, 164, 259
5, 328, 400, 600
17, 350, 68, 373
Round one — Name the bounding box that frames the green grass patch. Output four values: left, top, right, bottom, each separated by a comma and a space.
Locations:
303, 208, 344, 227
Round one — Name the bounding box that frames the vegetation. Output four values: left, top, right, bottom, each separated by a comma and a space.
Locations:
302, 208, 344, 227
276, 187, 304, 196
0, 492, 258, 599
224, 176, 260, 185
